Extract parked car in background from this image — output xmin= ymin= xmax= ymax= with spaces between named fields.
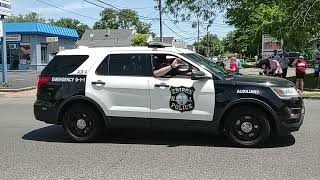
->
xmin=284 ymin=52 xmax=300 ymax=65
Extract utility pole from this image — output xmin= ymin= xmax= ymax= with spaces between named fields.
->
xmin=207 ymin=25 xmax=210 ymax=58
xmin=1 ymin=15 xmax=8 ymax=85
xmin=197 ymin=18 xmax=200 ymax=43
xmin=158 ymin=0 xmax=163 ymax=42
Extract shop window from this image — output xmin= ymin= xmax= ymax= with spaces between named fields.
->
xmin=20 ymin=44 xmax=31 ymax=65
xmin=41 ymin=45 xmax=48 ymax=64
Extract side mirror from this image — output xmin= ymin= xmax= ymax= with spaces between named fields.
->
xmin=191 ymin=71 xmax=210 ymax=80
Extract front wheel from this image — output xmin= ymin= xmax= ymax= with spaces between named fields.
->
xmin=63 ymin=104 xmax=104 ymax=142
xmin=225 ymin=106 xmax=271 ymax=147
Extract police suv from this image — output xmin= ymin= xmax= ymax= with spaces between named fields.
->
xmin=34 ymin=44 xmax=304 ymax=147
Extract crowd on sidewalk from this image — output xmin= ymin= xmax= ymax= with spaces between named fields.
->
xmin=224 ymin=50 xmax=320 ymax=92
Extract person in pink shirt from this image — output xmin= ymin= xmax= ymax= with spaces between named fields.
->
xmin=269 ymin=57 xmax=283 ymax=77
xmin=226 ymin=57 xmax=239 ymax=74
xmin=293 ymin=56 xmax=307 ymax=91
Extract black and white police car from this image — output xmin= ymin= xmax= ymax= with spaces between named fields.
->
xmin=34 ymin=43 xmax=304 ymax=147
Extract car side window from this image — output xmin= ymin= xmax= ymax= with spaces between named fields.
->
xmin=96 ymin=54 xmax=152 ymax=76
xmin=96 ymin=55 xmax=109 ymax=75
xmin=152 ymin=54 xmax=199 ymax=78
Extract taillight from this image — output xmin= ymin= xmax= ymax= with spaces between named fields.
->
xmin=37 ymin=77 xmax=50 ymax=93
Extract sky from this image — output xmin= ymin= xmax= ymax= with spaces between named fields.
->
xmin=11 ymin=0 xmax=234 ymax=43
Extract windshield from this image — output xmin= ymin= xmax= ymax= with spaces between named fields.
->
xmin=180 ymin=53 xmax=234 ymax=78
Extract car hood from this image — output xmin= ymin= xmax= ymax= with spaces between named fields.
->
xmin=231 ymin=75 xmax=295 ymax=87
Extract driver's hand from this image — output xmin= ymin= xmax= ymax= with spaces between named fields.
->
xmin=171 ymin=58 xmax=181 ymax=68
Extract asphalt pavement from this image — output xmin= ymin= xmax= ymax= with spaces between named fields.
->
xmin=0 ymin=91 xmax=320 ymax=179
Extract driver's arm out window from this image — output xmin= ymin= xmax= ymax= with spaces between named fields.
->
xmin=152 ymin=54 xmax=199 ymax=78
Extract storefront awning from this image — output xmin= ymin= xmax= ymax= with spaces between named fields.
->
xmin=5 ymin=23 xmax=79 ymax=39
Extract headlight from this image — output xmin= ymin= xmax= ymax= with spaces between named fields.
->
xmin=271 ymin=87 xmax=300 ymax=98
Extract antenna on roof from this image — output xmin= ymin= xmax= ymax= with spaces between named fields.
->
xmin=147 ymin=41 xmax=172 ymax=48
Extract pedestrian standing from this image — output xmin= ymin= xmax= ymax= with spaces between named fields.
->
xmin=293 ymin=56 xmax=307 ymax=91
xmin=313 ymin=58 xmax=320 ymax=88
xmin=280 ymin=57 xmax=290 ymax=78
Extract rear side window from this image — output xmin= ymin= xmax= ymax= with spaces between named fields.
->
xmin=96 ymin=54 xmax=152 ymax=76
xmin=41 ymin=55 xmax=89 ymax=76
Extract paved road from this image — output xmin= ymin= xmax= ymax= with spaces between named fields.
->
xmin=0 ymin=92 xmax=320 ymax=179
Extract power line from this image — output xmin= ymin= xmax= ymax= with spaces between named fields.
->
xmin=34 ymin=0 xmax=99 ymax=21
xmin=83 ymin=0 xmax=106 ymax=9
xmin=165 ymin=14 xmax=190 ymax=34
xmin=93 ymin=0 xmax=121 ymax=10
xmin=90 ymin=0 xmax=157 ymax=21
xmin=93 ymin=0 xmax=155 ymax=10
xmin=163 ymin=22 xmax=188 ymax=41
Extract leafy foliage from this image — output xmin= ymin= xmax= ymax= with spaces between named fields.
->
xmin=93 ymin=8 xmax=152 ymax=34
xmin=166 ymin=0 xmax=320 ymax=52
xmin=6 ymin=12 xmax=89 ymax=37
xmin=50 ymin=18 xmax=90 ymax=37
xmin=195 ymin=33 xmax=224 ymax=56
xmin=6 ymin=12 xmax=46 ymax=23
xmin=131 ymin=34 xmax=148 ymax=46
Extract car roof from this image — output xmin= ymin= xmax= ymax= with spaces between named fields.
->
xmin=57 ymin=46 xmax=195 ymax=56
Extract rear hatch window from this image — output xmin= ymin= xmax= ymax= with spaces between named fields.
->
xmin=41 ymin=55 xmax=89 ymax=76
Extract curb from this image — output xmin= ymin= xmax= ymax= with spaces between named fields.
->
xmin=304 ymin=88 xmax=320 ymax=92
xmin=0 ymin=86 xmax=36 ymax=92
xmin=302 ymin=96 xmax=320 ymax=100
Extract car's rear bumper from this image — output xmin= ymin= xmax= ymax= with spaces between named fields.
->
xmin=34 ymin=100 xmax=60 ymax=125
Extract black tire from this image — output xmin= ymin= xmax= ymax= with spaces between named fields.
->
xmin=63 ymin=104 xmax=104 ymax=142
xmin=224 ymin=106 xmax=271 ymax=147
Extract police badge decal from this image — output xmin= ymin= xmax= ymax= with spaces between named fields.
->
xmin=169 ymin=86 xmax=195 ymax=112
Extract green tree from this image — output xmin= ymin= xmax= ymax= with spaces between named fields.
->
xmin=51 ymin=18 xmax=90 ymax=37
xmin=94 ymin=8 xmax=152 ymax=34
xmin=118 ymin=9 xmax=139 ymax=29
xmin=166 ymin=0 xmax=320 ymax=52
xmin=135 ymin=22 xmax=152 ymax=34
xmin=6 ymin=12 xmax=46 ymax=23
xmin=223 ymin=29 xmax=261 ymax=56
xmin=195 ymin=33 xmax=224 ymax=56
xmin=131 ymin=34 xmax=148 ymax=46
xmin=93 ymin=8 xmax=119 ymax=29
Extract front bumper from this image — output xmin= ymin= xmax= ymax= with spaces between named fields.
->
xmin=34 ymin=100 xmax=60 ymax=125
xmin=275 ymin=97 xmax=305 ymax=136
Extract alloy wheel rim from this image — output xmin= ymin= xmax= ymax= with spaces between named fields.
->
xmin=68 ymin=112 xmax=93 ymax=137
xmin=233 ymin=115 xmax=261 ymax=141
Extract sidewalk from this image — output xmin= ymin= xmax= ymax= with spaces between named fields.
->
xmin=0 ymin=71 xmax=39 ymax=92
xmin=240 ymin=67 xmax=314 ymax=76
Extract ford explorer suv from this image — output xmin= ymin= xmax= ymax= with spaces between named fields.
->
xmin=34 ymin=44 xmax=304 ymax=147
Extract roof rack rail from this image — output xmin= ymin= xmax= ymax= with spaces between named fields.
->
xmin=147 ymin=41 xmax=172 ymax=48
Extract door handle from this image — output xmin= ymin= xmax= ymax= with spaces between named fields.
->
xmin=155 ymin=84 xmax=170 ymax=88
xmin=91 ymin=81 xmax=106 ymax=85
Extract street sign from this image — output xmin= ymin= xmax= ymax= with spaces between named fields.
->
xmin=0 ymin=0 xmax=11 ymax=16
xmin=46 ymin=37 xmax=59 ymax=43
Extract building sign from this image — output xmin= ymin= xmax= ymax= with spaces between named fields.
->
xmin=6 ymin=34 xmax=21 ymax=41
xmin=46 ymin=37 xmax=59 ymax=43
xmin=262 ymin=34 xmax=283 ymax=59
xmin=0 ymin=0 xmax=11 ymax=16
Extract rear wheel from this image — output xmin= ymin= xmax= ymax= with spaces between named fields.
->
xmin=63 ymin=104 xmax=104 ymax=142
xmin=225 ymin=106 xmax=271 ymax=147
